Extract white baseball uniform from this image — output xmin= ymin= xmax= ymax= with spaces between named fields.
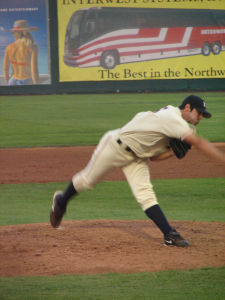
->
xmin=73 ymin=105 xmax=195 ymax=211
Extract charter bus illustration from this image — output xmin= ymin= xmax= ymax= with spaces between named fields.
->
xmin=63 ymin=7 xmax=225 ymax=69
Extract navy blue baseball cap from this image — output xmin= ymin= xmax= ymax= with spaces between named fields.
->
xmin=179 ymin=95 xmax=212 ymax=118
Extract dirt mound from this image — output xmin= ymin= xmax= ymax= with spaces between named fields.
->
xmin=0 ymin=220 xmax=224 ymax=277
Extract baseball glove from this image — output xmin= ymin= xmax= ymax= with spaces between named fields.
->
xmin=169 ymin=138 xmax=191 ymax=159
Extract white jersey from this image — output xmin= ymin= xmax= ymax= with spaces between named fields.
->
xmin=118 ymin=105 xmax=195 ymax=158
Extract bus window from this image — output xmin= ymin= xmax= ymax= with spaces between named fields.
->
xmin=70 ymin=24 xmax=79 ymax=39
xmin=98 ymin=11 xmax=138 ymax=32
xmin=65 ymin=11 xmax=84 ymax=50
xmin=80 ymin=10 xmax=97 ymax=44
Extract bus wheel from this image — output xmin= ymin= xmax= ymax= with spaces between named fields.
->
xmin=100 ymin=51 xmax=119 ymax=69
xmin=212 ymin=42 xmax=221 ymax=55
xmin=201 ymin=42 xmax=211 ymax=56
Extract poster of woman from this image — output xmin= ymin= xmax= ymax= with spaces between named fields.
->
xmin=0 ymin=0 xmax=51 ymax=86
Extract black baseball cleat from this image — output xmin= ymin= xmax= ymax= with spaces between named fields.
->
xmin=164 ymin=229 xmax=189 ymax=247
xmin=50 ymin=191 xmax=66 ymax=228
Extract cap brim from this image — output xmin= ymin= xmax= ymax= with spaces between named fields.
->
xmin=197 ymin=108 xmax=212 ymax=118
xmin=203 ymin=111 xmax=212 ymax=118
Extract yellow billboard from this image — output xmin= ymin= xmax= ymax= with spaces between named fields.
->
xmin=57 ymin=1 xmax=225 ymax=81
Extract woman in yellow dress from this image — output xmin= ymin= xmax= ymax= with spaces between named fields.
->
xmin=4 ymin=20 xmax=39 ymax=85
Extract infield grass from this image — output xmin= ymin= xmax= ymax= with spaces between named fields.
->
xmin=0 ymin=267 xmax=224 ymax=300
xmin=0 ymin=92 xmax=224 ymax=148
xmin=0 ymin=178 xmax=224 ymax=226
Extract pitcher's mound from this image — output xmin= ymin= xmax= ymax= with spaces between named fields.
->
xmin=0 ymin=220 xmax=224 ymax=277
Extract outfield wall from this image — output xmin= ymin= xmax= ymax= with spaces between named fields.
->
xmin=0 ymin=1 xmax=224 ymax=95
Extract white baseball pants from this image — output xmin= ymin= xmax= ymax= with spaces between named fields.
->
xmin=72 ymin=130 xmax=158 ymax=211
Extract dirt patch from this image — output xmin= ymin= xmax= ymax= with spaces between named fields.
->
xmin=0 ymin=220 xmax=224 ymax=277
xmin=0 ymin=145 xmax=224 ymax=277
xmin=0 ymin=144 xmax=224 ymax=184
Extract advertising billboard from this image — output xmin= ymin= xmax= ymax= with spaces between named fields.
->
xmin=0 ymin=0 xmax=51 ymax=86
xmin=57 ymin=1 xmax=225 ymax=82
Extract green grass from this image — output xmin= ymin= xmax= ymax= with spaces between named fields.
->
xmin=0 ymin=92 xmax=224 ymax=148
xmin=0 ymin=178 xmax=224 ymax=226
xmin=0 ymin=267 xmax=224 ymax=300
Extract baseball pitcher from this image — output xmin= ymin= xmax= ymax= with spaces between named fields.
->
xmin=50 ymin=95 xmax=225 ymax=247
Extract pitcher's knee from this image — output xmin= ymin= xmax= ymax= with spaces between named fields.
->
xmin=134 ymin=188 xmax=158 ymax=211
xmin=140 ymin=198 xmax=158 ymax=211
xmin=72 ymin=172 xmax=95 ymax=192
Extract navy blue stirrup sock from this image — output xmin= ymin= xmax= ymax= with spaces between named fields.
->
xmin=145 ymin=204 xmax=172 ymax=235
xmin=60 ymin=181 xmax=77 ymax=207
